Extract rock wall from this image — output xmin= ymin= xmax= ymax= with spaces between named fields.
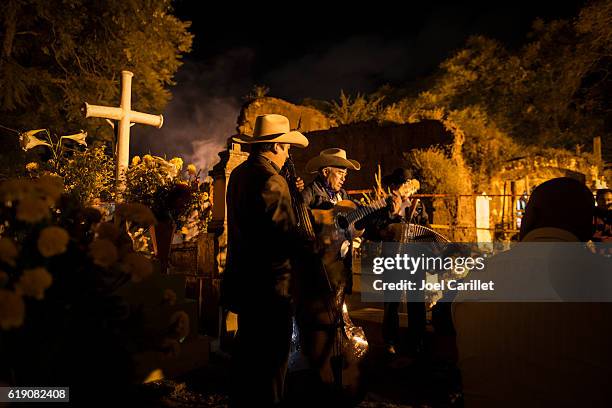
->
xmin=238 ymin=97 xmax=331 ymax=135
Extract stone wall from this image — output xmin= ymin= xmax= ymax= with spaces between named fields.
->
xmin=238 ymin=97 xmax=331 ymax=135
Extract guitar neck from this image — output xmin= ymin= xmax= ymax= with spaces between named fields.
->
xmin=345 ymin=198 xmax=387 ymax=226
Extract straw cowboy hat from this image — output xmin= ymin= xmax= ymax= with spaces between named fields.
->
xmin=305 ymin=148 xmax=361 ymax=174
xmin=233 ymin=114 xmax=308 ymax=148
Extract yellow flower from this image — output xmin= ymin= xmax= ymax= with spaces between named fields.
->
xmin=96 ymin=222 xmax=121 ymax=242
xmin=37 ymin=226 xmax=69 ymax=257
xmin=0 ymin=178 xmax=34 ymax=202
xmin=169 ymin=310 xmax=190 ymax=339
xmin=0 ymin=289 xmax=25 ymax=330
xmin=201 ymin=192 xmax=209 ymax=201
xmin=163 ymin=289 xmax=177 ymax=306
xmin=25 ymin=162 xmax=39 ymax=172
xmin=0 ymin=238 xmax=18 ymax=267
xmin=186 ymin=164 xmax=197 ymax=176
xmin=19 ymin=129 xmax=51 ymax=151
xmin=143 ymin=155 xmax=154 ymax=166
xmin=121 ymin=253 xmax=153 ymax=282
xmin=116 ymin=203 xmax=157 ymax=226
xmin=35 ymin=174 xmax=64 ymax=204
xmin=17 ymin=267 xmax=52 ymax=300
xmin=16 ymin=197 xmax=49 ymax=223
xmin=89 ymin=239 xmax=119 ymax=268
xmin=131 ymin=156 xmax=141 ymax=166
xmin=170 ymin=157 xmax=183 ymax=171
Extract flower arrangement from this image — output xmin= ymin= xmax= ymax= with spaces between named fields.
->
xmin=125 ymin=155 xmax=212 ymax=236
xmin=0 ymin=174 xmax=167 ymax=386
xmin=19 ymin=128 xmax=115 ymax=205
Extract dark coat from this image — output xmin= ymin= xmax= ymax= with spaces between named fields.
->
xmin=302 ymin=175 xmax=350 ymax=209
xmin=301 ymin=175 xmax=354 ymax=295
xmin=221 ymin=154 xmax=297 ymax=314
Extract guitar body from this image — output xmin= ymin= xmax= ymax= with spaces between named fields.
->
xmin=311 ymin=200 xmax=363 ymax=263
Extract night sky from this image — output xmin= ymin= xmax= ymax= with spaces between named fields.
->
xmin=133 ymin=1 xmax=586 ymax=171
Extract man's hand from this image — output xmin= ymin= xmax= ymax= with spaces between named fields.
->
xmin=388 ymin=192 xmax=402 ymax=217
xmin=295 ymin=177 xmax=305 ymax=192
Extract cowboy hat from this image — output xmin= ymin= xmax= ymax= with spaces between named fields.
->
xmin=382 ymin=168 xmax=413 ymax=188
xmin=305 ymin=148 xmax=361 ymax=174
xmin=233 ymin=114 xmax=308 ymax=148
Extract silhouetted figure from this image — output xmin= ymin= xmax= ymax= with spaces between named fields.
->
xmin=453 ymin=177 xmax=612 ymax=408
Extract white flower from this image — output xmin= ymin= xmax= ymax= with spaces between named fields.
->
xmin=60 ymin=130 xmax=87 ymax=146
xmin=19 ymin=129 xmax=51 ymax=151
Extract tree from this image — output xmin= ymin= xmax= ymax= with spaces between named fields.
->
xmin=0 ymin=0 xmax=193 ymax=142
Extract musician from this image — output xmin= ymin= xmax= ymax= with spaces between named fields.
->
xmin=221 ymin=114 xmax=309 ymax=407
xmin=361 ymin=168 xmax=430 ymax=356
xmin=296 ymin=148 xmax=364 ymax=400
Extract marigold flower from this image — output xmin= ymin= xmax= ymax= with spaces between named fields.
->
xmin=169 ymin=310 xmax=190 ymax=339
xmin=17 ymin=267 xmax=52 ymax=300
xmin=121 ymin=253 xmax=153 ymax=282
xmin=170 ymin=157 xmax=183 ymax=171
xmin=96 ymin=222 xmax=121 ymax=242
xmin=0 ymin=238 xmax=18 ymax=267
xmin=186 ymin=164 xmax=197 ymax=176
xmin=143 ymin=154 xmax=154 ymax=166
xmin=131 ymin=156 xmax=141 ymax=166
xmin=16 ymin=197 xmax=49 ymax=223
xmin=36 ymin=175 xmax=64 ymax=204
xmin=0 ymin=178 xmax=34 ymax=202
xmin=0 ymin=289 xmax=25 ymax=330
xmin=89 ymin=239 xmax=119 ymax=268
xmin=163 ymin=289 xmax=177 ymax=306
xmin=115 ymin=203 xmax=157 ymax=226
xmin=25 ymin=162 xmax=39 ymax=172
xmin=37 ymin=226 xmax=70 ymax=257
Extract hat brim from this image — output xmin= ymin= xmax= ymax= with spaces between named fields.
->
xmin=232 ymin=131 xmax=309 ymax=148
xmin=305 ymin=156 xmax=361 ymax=174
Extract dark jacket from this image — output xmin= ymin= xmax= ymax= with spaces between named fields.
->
xmin=301 ymin=175 xmax=354 ymax=294
xmin=302 ymin=175 xmax=350 ymax=209
xmin=221 ymin=154 xmax=297 ymax=313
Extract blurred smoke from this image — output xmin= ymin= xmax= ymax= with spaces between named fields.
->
xmin=132 ymin=48 xmax=254 ymax=173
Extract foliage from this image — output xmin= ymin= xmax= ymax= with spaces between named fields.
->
xmin=406 ymin=146 xmax=471 ymax=221
xmin=125 ymin=156 xmax=211 ymax=234
xmin=406 ymin=147 xmax=471 ymax=196
xmin=328 ymin=90 xmax=385 ymax=125
xmin=243 ymin=84 xmax=270 ymax=102
xmin=0 ymin=0 xmax=193 ymax=142
xmin=18 ymin=129 xmax=115 ymax=205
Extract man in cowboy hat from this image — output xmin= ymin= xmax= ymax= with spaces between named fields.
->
xmin=296 ymin=148 xmax=367 ymax=399
xmin=302 ymin=148 xmax=361 ymax=209
xmin=222 ymin=114 xmax=309 ymax=406
xmin=361 ymin=168 xmax=430 ymax=356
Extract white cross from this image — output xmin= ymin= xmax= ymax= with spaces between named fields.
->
xmin=83 ymin=70 xmax=164 ymax=199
